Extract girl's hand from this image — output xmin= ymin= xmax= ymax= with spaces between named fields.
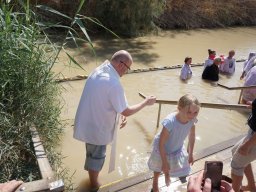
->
xmin=119 ymin=115 xmax=127 ymax=129
xmin=189 ymin=154 xmax=194 ymax=165
xmin=162 ymin=161 xmax=170 ymax=175
xmin=162 ymin=161 xmax=170 ymax=186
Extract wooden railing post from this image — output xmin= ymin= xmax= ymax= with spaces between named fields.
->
xmin=157 ymin=103 xmax=162 ymax=128
xmin=238 ymin=89 xmax=244 ymax=104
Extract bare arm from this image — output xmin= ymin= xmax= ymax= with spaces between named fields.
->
xmin=240 ymin=71 xmax=246 ymax=80
xmin=159 ymin=127 xmax=171 ymax=186
xmin=239 ymin=132 xmax=256 ymax=155
xmin=121 ymin=95 xmax=156 ymax=116
xmin=187 ymin=125 xmax=196 ymax=164
xmin=159 ymin=127 xmax=170 ymax=170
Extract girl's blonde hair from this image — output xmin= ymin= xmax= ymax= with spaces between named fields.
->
xmin=178 ymin=94 xmax=200 ymax=109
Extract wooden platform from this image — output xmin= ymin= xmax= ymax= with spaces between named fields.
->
xmin=97 ymin=134 xmax=254 ymax=192
xmin=15 ymin=128 xmax=64 ymax=192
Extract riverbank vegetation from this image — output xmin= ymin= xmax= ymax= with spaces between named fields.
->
xmin=155 ymin=0 xmax=256 ymax=29
xmin=0 ymin=1 xmax=63 ymax=183
xmin=32 ymin=0 xmax=256 ymax=37
xmin=0 ymin=0 xmax=91 ymax=189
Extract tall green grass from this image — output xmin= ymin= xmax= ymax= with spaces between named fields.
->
xmin=0 ymin=0 xmax=63 ymax=182
xmin=0 ymin=0 xmax=98 ymax=189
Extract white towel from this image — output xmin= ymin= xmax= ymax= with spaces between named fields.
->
xmin=108 ymin=114 xmax=119 ymax=173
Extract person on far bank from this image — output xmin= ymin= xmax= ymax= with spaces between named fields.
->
xmin=219 ymin=50 xmax=236 ymax=75
xmin=73 ymin=50 xmax=156 ymax=191
xmin=231 ymin=98 xmax=256 ymax=192
xmin=202 ymin=57 xmax=222 ymax=82
xmin=204 ymin=49 xmax=216 ymax=68
xmin=148 ymin=94 xmax=200 ymax=192
xmin=180 ymin=57 xmax=193 ymax=81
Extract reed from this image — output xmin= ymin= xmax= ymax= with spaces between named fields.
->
xmin=0 ymin=0 xmax=94 ymax=190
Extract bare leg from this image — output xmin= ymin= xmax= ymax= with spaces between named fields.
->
xmin=88 ymin=169 xmax=101 ymax=190
xmin=231 ymin=172 xmax=243 ymax=192
xmin=241 ymin=163 xmax=256 ymax=191
xmin=152 ymin=172 xmax=161 ymax=192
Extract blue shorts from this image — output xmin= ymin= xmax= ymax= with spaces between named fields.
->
xmin=84 ymin=143 xmax=106 ymax=172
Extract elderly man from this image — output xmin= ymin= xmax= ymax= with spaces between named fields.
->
xmin=74 ymin=50 xmax=156 ymax=190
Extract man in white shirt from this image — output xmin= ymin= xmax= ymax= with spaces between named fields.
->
xmin=74 ymin=50 xmax=156 ymax=190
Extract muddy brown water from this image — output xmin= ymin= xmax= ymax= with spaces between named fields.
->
xmin=53 ymin=27 xmax=256 ymax=188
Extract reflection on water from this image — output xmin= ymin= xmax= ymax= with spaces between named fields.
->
xmin=56 ymin=27 xmax=256 ymax=187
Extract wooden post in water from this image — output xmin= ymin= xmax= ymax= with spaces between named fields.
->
xmin=217 ymin=83 xmax=256 ymax=104
xmin=156 ymin=103 xmax=162 ymax=128
xmin=238 ymin=89 xmax=244 ymax=104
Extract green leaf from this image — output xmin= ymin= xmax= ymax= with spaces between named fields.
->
xmin=73 ymin=17 xmax=95 ymax=56
xmin=76 ymin=0 xmax=85 ymax=15
xmin=36 ymin=5 xmax=72 ymax=21
xmin=62 ymin=47 xmax=85 ymax=71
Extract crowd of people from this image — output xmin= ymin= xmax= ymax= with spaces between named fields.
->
xmin=180 ymin=49 xmax=256 ymax=104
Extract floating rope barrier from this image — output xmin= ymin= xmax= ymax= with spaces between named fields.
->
xmin=56 ymin=59 xmax=246 ymax=83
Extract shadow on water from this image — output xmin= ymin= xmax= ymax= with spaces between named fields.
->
xmin=133 ymin=119 xmax=157 ymax=145
xmin=78 ymin=38 xmax=160 ymax=66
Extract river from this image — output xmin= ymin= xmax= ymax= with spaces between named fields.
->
xmin=53 ymin=27 xmax=256 ymax=189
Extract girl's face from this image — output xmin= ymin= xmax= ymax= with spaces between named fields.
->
xmin=179 ymin=104 xmax=200 ymax=121
xmin=186 ymin=58 xmax=192 ymax=65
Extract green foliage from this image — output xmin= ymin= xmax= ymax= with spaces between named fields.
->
xmin=84 ymin=0 xmax=165 ymax=37
xmin=0 ymin=0 xmax=117 ymax=188
xmin=0 ymin=1 xmax=63 ymax=182
xmin=156 ymin=0 xmax=256 ymax=29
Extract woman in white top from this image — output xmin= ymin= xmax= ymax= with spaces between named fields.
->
xmin=242 ymin=65 xmax=256 ymax=103
xmin=180 ymin=57 xmax=192 ymax=80
xmin=204 ymin=49 xmax=216 ymax=68
xmin=219 ymin=50 xmax=236 ymax=74
xmin=240 ymin=52 xmax=256 ymax=80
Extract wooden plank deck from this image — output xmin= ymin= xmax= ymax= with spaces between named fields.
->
xmin=98 ymin=134 xmax=252 ymax=192
xmin=15 ymin=128 xmax=64 ymax=192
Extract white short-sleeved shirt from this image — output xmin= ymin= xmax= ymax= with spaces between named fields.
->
xmin=243 ymin=66 xmax=256 ymax=101
xmin=219 ymin=57 xmax=236 ymax=74
xmin=244 ymin=56 xmax=256 ymax=74
xmin=73 ymin=61 xmax=128 ymax=145
xmin=180 ymin=64 xmax=192 ymax=80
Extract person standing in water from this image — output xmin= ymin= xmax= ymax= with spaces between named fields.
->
xmin=180 ymin=57 xmax=193 ymax=81
xmin=219 ymin=50 xmax=236 ymax=75
xmin=148 ymin=94 xmax=200 ymax=192
xmin=74 ymin=50 xmax=156 ymax=191
xmin=202 ymin=57 xmax=222 ymax=82
xmin=204 ymin=49 xmax=216 ymax=68
xmin=240 ymin=52 xmax=256 ymax=80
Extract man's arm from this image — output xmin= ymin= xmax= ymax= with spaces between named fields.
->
xmin=121 ymin=95 xmax=156 ymax=116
